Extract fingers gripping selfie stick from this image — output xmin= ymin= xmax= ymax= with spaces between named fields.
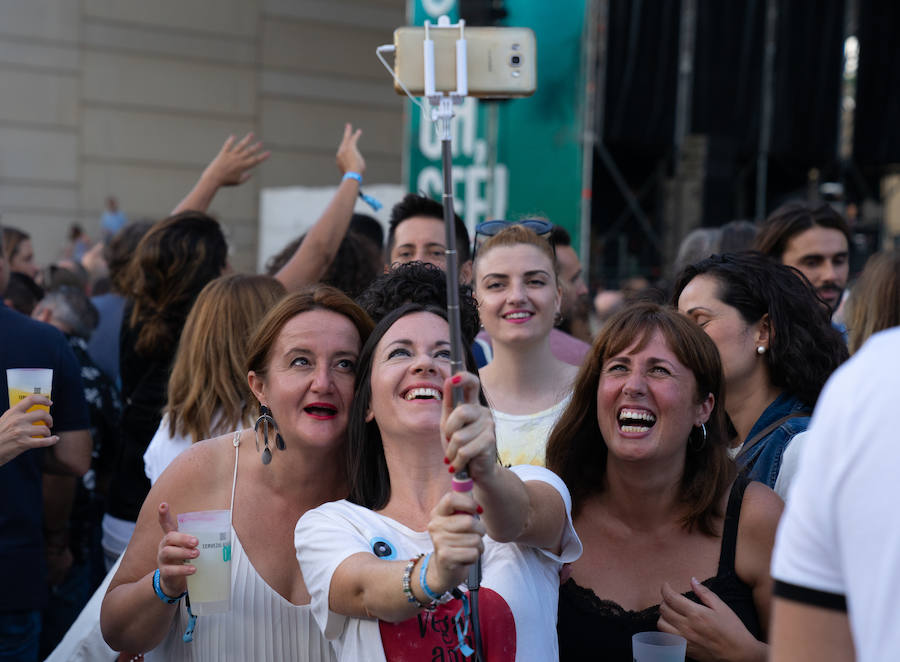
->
xmin=424 ymin=16 xmax=484 ymax=661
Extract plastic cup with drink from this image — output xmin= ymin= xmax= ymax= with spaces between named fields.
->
xmin=632 ymin=631 xmax=687 ymax=662
xmin=177 ymin=509 xmax=232 ymax=615
xmin=7 ymin=368 xmax=52 ymax=437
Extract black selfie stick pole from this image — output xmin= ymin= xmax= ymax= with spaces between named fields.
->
xmin=426 ymin=16 xmax=484 ymax=661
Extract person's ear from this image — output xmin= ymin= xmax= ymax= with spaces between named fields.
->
xmin=459 ymin=260 xmax=473 ymax=286
xmin=247 ymin=371 xmax=266 ymax=408
xmin=696 ymin=392 xmax=714 ymax=425
xmin=754 ymin=313 xmax=773 ymax=351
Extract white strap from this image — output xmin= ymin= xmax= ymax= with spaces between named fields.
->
xmin=229 ymin=429 xmax=241 ymax=527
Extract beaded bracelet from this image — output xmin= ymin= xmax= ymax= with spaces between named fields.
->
xmin=152 ymin=568 xmax=186 ymax=605
xmin=402 ymin=553 xmax=437 ymax=611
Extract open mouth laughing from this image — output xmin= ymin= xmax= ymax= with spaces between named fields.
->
xmin=401 ymin=385 xmax=443 ymax=402
xmin=617 ymin=407 xmax=657 ymax=434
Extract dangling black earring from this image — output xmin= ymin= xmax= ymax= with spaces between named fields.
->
xmin=254 ymin=405 xmax=279 ymax=465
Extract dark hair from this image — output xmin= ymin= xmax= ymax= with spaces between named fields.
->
xmin=545 ymin=302 xmax=733 ymax=534
xmin=4 ymin=271 xmax=44 ymax=316
xmin=265 ymin=230 xmax=381 ymax=299
xmin=347 ymin=302 xmax=484 ymax=510
xmin=387 ymin=193 xmax=471 ymax=263
xmin=106 ymin=220 xmax=153 ymax=294
xmin=672 ymin=252 xmax=847 ymax=407
xmin=754 ymin=201 xmax=851 ymax=260
xmin=34 ymin=286 xmax=99 ymax=339
xmin=350 ymin=213 xmax=384 ymax=250
xmin=355 ymin=261 xmax=480 ymax=345
xmin=41 ymin=261 xmax=89 ymax=293
xmin=549 ymin=225 xmax=572 ymax=247
xmin=127 ymin=212 xmax=228 ymax=356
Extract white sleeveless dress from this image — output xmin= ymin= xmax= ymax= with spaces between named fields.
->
xmin=149 ymin=431 xmax=336 ymax=662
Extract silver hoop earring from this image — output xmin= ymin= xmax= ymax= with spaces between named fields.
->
xmin=756 ymin=345 xmax=766 ymax=355
xmin=690 ymin=422 xmax=708 ymax=452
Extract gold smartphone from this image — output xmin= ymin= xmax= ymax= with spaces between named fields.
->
xmin=393 ymin=26 xmax=536 ymax=98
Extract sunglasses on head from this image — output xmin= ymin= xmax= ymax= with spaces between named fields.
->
xmin=473 ymin=219 xmax=554 ymax=258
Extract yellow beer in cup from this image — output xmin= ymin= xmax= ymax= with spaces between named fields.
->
xmin=7 ymin=369 xmax=53 ymax=436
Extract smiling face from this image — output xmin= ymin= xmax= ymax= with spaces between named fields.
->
xmin=248 ymin=308 xmax=361 ymax=449
xmin=474 ymin=243 xmax=561 ymax=346
xmin=367 ymin=311 xmax=451 ymax=440
xmin=676 ymin=274 xmax=766 ymax=392
xmin=597 ymin=330 xmax=713 ymax=464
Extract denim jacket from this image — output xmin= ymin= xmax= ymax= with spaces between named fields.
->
xmin=736 ymin=393 xmax=811 ymax=489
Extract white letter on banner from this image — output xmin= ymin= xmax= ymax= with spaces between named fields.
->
xmin=417 ymin=167 xmax=443 ymax=200
xmin=423 ymin=0 xmax=456 ymax=18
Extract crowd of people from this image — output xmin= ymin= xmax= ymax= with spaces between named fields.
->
xmin=1 ymin=123 xmax=898 ymax=662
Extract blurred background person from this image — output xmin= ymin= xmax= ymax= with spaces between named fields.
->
xmin=716 ymin=220 xmax=758 ymax=255
xmin=100 ymin=197 xmax=127 ymax=244
xmin=143 ymin=274 xmax=286 ymax=483
xmin=86 ymin=221 xmax=154 ymax=387
xmin=32 ymin=286 xmax=121 ymax=657
xmin=3 ymin=271 xmax=44 ymax=316
xmin=2 ymin=226 xmax=39 ymax=280
xmin=845 ymin=249 xmax=900 ymax=354
xmin=472 ymin=224 xmax=578 ymax=466
xmin=550 ymin=226 xmax=592 ymax=344
xmin=674 ymin=252 xmax=847 ymax=497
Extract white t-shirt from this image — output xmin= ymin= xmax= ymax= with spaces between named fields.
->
xmin=493 ymin=393 xmax=572 ymax=467
xmin=772 ymin=328 xmax=900 ymax=662
xmin=295 ymin=465 xmax=582 ymax=662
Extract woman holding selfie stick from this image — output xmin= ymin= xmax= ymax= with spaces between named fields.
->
xmin=101 ymin=286 xmax=372 ymax=660
xmin=295 ymin=302 xmax=580 ymax=662
xmin=472 ymin=223 xmax=578 ymax=466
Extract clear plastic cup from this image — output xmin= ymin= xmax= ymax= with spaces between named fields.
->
xmin=7 ymin=369 xmax=52 ymax=437
xmin=177 ymin=510 xmax=232 ymax=614
xmin=632 ymin=631 xmax=687 ymax=662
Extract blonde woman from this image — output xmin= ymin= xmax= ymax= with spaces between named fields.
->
xmin=143 ymin=274 xmax=286 ymax=484
xmin=472 ymin=223 xmax=578 ymax=466
xmin=846 ymin=249 xmax=900 ymax=354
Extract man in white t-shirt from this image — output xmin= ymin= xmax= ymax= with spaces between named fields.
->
xmin=770 ymin=327 xmax=900 ymax=662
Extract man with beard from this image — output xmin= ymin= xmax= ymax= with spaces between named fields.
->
xmin=754 ymin=201 xmax=851 ymax=316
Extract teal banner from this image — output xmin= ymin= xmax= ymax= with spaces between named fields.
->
xmin=404 ymin=0 xmax=587 ymax=252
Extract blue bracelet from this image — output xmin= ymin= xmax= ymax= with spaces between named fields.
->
xmin=341 ymin=172 xmax=383 ymax=212
xmin=419 ymin=552 xmax=445 ymax=603
xmin=152 ymin=568 xmax=186 ymax=605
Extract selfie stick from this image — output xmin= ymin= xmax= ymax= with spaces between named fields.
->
xmin=424 ymin=17 xmax=484 ymax=662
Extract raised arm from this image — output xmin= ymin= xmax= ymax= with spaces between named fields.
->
xmin=171 ymin=133 xmax=270 ymax=215
xmin=273 ymin=123 xmax=366 ymax=291
xmin=441 ymin=372 xmax=568 ymax=553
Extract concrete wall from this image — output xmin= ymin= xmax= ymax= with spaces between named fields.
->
xmin=0 ymin=0 xmax=405 ymax=272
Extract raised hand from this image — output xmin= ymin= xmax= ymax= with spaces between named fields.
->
xmin=336 ymin=123 xmax=365 ymax=176
xmin=0 ymin=395 xmax=57 ymax=466
xmin=155 ymin=502 xmax=199 ymax=599
xmin=440 ymin=372 xmax=498 ymax=486
xmin=201 ymin=132 xmax=270 ymax=188
xmin=658 ymin=578 xmax=766 ymax=662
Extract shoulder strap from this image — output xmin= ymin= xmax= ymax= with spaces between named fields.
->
xmin=716 ymin=475 xmax=750 ymax=576
xmin=229 ymin=430 xmax=241 ymax=526
xmin=736 ymin=410 xmax=810 ymax=461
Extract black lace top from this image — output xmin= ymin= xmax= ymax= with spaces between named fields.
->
xmin=558 ymin=477 xmax=762 ymax=661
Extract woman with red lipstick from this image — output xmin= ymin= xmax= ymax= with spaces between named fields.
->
xmin=101 ymin=285 xmax=373 ymax=661
xmin=295 ymin=302 xmax=581 ymax=662
xmin=547 ymin=302 xmax=782 ymax=662
xmin=472 ymin=224 xmax=578 ymax=467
